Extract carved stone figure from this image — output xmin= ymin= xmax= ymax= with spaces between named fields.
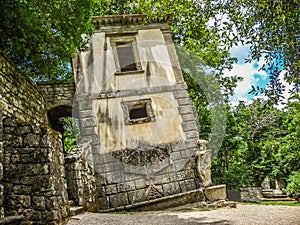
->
xmin=196 ymin=139 xmax=212 ymax=187
xmin=275 ymin=177 xmax=285 ymax=191
xmin=261 ymin=176 xmax=271 ymax=190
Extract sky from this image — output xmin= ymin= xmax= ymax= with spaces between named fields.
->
xmin=223 ymin=43 xmax=292 ymax=107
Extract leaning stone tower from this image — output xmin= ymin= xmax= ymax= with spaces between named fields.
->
xmin=73 ymin=14 xmax=207 ymax=210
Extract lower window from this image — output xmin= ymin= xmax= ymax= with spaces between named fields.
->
xmin=122 ymin=99 xmax=155 ymax=125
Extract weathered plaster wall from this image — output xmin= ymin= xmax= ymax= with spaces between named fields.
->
xmin=93 ymin=92 xmax=184 ymax=152
xmin=74 ymin=15 xmax=201 ymax=210
xmin=74 ymin=29 xmax=178 ymax=95
xmin=0 ymin=53 xmax=47 ymax=123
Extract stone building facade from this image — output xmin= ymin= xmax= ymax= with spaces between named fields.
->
xmin=72 ymin=14 xmax=202 ymax=210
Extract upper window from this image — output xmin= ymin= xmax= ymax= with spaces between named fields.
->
xmin=110 ymin=36 xmax=143 ymax=75
xmin=116 ymin=42 xmax=137 ymax=72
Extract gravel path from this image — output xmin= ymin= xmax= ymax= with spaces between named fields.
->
xmin=67 ymin=204 xmax=300 ymax=225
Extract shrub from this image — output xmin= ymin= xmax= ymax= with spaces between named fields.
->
xmin=286 ymin=171 xmax=300 ymax=202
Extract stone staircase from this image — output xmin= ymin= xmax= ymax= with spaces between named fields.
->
xmin=260 ymin=176 xmax=294 ymax=202
xmin=261 ymin=189 xmax=294 ymax=202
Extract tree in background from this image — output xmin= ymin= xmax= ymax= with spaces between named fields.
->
xmin=212 ymin=95 xmax=300 ymax=190
xmin=0 ymin=0 xmax=94 ymax=81
xmin=204 ymin=0 xmax=300 ymax=101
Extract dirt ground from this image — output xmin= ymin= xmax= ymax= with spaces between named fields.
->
xmin=67 ymin=204 xmax=300 ymax=225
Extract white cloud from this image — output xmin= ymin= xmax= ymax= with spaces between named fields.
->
xmin=224 ymin=61 xmax=268 ymax=103
xmin=223 ymin=44 xmax=268 ymax=105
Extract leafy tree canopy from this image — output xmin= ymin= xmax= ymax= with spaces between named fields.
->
xmin=1 ymin=0 xmax=238 ymax=85
xmin=0 ymin=0 xmax=94 ymax=81
xmin=204 ymin=0 xmax=300 ymax=100
xmin=93 ymin=0 xmax=237 ymax=76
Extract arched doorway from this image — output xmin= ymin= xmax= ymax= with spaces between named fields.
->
xmin=47 ymin=105 xmax=79 ymax=153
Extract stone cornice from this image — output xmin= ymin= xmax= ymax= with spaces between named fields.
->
xmin=92 ymin=14 xmax=173 ymax=30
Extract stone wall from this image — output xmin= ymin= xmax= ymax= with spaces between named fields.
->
xmin=2 ymin=118 xmax=69 ymax=224
xmin=65 ymin=140 xmax=96 ymax=211
xmin=0 ymin=103 xmax=5 ymax=219
xmin=0 ymin=52 xmax=47 ymax=123
xmin=37 ymin=82 xmax=75 ymax=111
xmin=240 ymin=187 xmax=263 ymax=203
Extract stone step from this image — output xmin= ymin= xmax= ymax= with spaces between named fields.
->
xmin=70 ymin=206 xmax=84 ymax=217
xmin=100 ymin=188 xmax=206 ymax=213
xmin=99 ymin=185 xmax=227 ymax=213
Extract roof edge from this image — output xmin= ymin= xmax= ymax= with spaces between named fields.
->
xmin=92 ymin=13 xmax=173 ymax=28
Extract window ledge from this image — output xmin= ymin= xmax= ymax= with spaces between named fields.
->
xmin=115 ymin=70 xmax=144 ymax=76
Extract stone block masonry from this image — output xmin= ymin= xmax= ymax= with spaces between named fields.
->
xmin=65 ymin=140 xmax=96 ymax=211
xmin=0 ymin=52 xmax=47 ymax=123
xmin=0 ymin=103 xmax=5 ymax=219
xmin=2 ymin=118 xmax=69 ymax=224
xmin=37 ymin=82 xmax=76 ymax=111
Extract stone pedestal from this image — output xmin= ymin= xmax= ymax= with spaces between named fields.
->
xmin=204 ymin=184 xmax=227 ymax=202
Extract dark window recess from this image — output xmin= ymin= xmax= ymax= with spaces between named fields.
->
xmin=117 ymin=42 xmax=137 ymax=72
xmin=129 ymin=105 xmax=148 ymax=119
xmin=122 ymin=99 xmax=155 ymax=125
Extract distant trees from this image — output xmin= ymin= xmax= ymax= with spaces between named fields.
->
xmin=212 ymin=95 xmax=300 ymax=191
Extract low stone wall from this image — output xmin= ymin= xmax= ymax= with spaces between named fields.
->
xmin=2 ymin=118 xmax=69 ymax=224
xmin=0 ymin=52 xmax=47 ymax=123
xmin=240 ymin=187 xmax=263 ymax=203
xmin=65 ymin=139 xmax=96 ymax=211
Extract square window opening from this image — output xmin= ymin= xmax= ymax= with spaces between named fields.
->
xmin=122 ymin=99 xmax=155 ymax=125
xmin=129 ymin=103 xmax=148 ymax=120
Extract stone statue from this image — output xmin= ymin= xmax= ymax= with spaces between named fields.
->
xmin=275 ymin=177 xmax=285 ymax=191
xmin=261 ymin=176 xmax=271 ymax=190
xmin=196 ymin=139 xmax=212 ymax=187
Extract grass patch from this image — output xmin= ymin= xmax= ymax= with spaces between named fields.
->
xmin=260 ymin=201 xmax=300 ymax=207
xmin=238 ymin=201 xmax=300 ymax=207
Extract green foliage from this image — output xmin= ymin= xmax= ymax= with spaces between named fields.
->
xmin=204 ymin=0 xmax=300 ymax=99
xmin=93 ymin=0 xmax=237 ymax=74
xmin=59 ymin=117 xmax=80 ymax=153
xmin=286 ymin=171 xmax=300 ymax=200
xmin=1 ymin=0 xmax=95 ymax=81
xmin=212 ymin=93 xmax=300 ymax=191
